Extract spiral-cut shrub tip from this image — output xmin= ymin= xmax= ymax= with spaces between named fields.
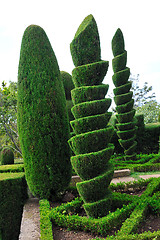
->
xmin=112 ymin=28 xmax=137 ymax=160
xmin=69 ymin=15 xmax=114 ymax=218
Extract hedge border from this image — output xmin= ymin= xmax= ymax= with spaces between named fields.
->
xmin=39 ymin=177 xmax=160 ymax=239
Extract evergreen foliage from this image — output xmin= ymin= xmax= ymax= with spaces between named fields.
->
xmin=70 ymin=14 xmax=101 ymax=67
xmin=69 ymin=14 xmax=114 ymax=218
xmin=112 ymin=29 xmax=137 ymax=160
xmin=1 ymin=147 xmax=14 ymax=165
xmin=0 ymin=172 xmax=27 ymax=240
xmin=61 ymin=71 xmax=74 ymax=100
xmin=61 ymin=71 xmax=75 ymax=129
xmin=17 ymin=25 xmax=71 ymax=200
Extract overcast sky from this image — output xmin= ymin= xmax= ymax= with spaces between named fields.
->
xmin=0 ymin=0 xmax=160 ymax=101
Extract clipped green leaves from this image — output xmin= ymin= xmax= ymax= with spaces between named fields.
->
xmin=112 ymin=28 xmax=125 ymax=57
xmin=17 ymin=25 xmax=71 ymax=200
xmin=70 ymin=14 xmax=101 ymax=67
xmin=112 ymin=28 xmax=137 ymax=160
xmin=69 ymin=15 xmax=114 ymax=218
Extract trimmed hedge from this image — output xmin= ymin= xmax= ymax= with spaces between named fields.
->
xmin=69 ymin=14 xmax=114 ymax=218
xmin=39 ymin=177 xmax=160 ymax=239
xmin=0 ymin=172 xmax=28 ymax=240
xmin=71 ymin=84 xmax=109 ymax=105
xmin=39 ymin=199 xmax=53 ymax=240
xmin=112 ymin=29 xmax=137 ymax=160
xmin=17 ymin=25 xmax=71 ymax=200
xmin=0 ymin=164 xmax=24 ymax=173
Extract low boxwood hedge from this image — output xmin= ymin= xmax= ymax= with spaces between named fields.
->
xmin=39 ymin=177 xmax=160 ymax=239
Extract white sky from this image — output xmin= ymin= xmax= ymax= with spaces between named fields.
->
xmin=0 ymin=0 xmax=160 ymax=102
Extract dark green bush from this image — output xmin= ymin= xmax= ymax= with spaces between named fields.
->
xmin=17 ymin=25 xmax=71 ymax=200
xmin=0 ymin=172 xmax=28 ymax=240
xmin=1 ymin=147 xmax=14 ymax=165
xmin=61 ymin=71 xmax=74 ymax=100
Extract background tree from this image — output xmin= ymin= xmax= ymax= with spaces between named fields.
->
xmin=136 ymin=100 xmax=160 ymax=124
xmin=0 ymin=81 xmax=21 ymax=155
xmin=129 ymin=73 xmax=156 ymax=108
xmin=112 ymin=28 xmax=137 ymax=160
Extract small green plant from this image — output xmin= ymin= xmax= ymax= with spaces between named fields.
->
xmin=1 ymin=147 xmax=14 ymax=165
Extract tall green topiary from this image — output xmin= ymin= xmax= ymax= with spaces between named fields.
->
xmin=1 ymin=147 xmax=14 ymax=165
xmin=69 ymin=15 xmax=114 ymax=218
xmin=112 ymin=28 xmax=137 ymax=160
xmin=61 ymin=71 xmax=75 ymax=126
xmin=17 ymin=25 xmax=72 ymax=200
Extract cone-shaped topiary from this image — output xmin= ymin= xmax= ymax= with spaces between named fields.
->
xmin=61 ymin=71 xmax=75 ymax=127
xmin=1 ymin=147 xmax=14 ymax=165
xmin=112 ymin=28 xmax=137 ymax=160
xmin=61 ymin=71 xmax=75 ymax=100
xmin=69 ymin=15 xmax=114 ymax=218
xmin=17 ymin=25 xmax=72 ymax=200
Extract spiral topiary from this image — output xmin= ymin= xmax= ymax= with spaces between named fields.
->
xmin=17 ymin=25 xmax=71 ymax=200
xmin=1 ymin=147 xmax=14 ymax=165
xmin=112 ymin=28 xmax=137 ymax=160
xmin=68 ymin=14 xmax=114 ymax=218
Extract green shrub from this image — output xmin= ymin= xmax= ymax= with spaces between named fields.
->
xmin=17 ymin=25 xmax=71 ymax=200
xmin=61 ymin=71 xmax=74 ymax=100
xmin=49 ymin=178 xmax=160 ymax=239
xmin=112 ymin=29 xmax=137 ymax=160
xmin=61 ymin=71 xmax=75 ymax=131
xmin=0 ymin=173 xmax=28 ymax=240
xmin=1 ymin=147 xmax=14 ymax=165
xmin=39 ymin=199 xmax=53 ymax=240
xmin=69 ymin=14 xmax=114 ymax=218
xmin=0 ymin=164 xmax=24 ymax=173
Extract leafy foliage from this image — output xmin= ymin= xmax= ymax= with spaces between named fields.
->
xmin=129 ymin=74 xmax=156 ymax=108
xmin=136 ymin=100 xmax=160 ymax=124
xmin=18 ymin=25 xmax=71 ymax=200
xmin=0 ymin=81 xmax=21 ymax=155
